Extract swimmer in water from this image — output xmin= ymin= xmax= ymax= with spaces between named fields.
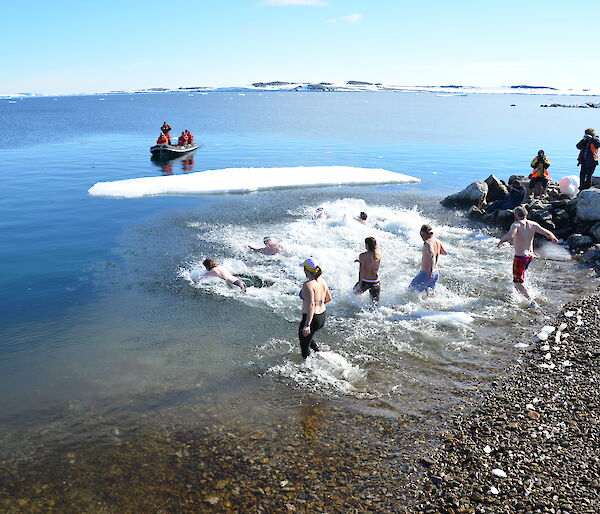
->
xmin=316 ymin=207 xmax=327 ymax=219
xmin=358 ymin=211 xmax=368 ymax=225
xmin=408 ymin=224 xmax=447 ymax=295
xmin=196 ymin=258 xmax=247 ymax=292
xmin=298 ymin=258 xmax=332 ymax=359
xmin=353 ymin=237 xmax=381 ymax=303
xmin=497 ymin=206 xmax=558 ymax=308
xmin=248 ymin=237 xmax=285 ymax=255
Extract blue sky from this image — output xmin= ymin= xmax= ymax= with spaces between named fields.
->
xmin=1 ymin=0 xmax=597 ymax=94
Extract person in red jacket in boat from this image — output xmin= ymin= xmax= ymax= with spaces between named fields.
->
xmin=156 ymin=133 xmax=169 ymax=145
xmin=177 ymin=131 xmax=188 ymax=146
xmin=160 ymin=122 xmax=172 ymax=144
xmin=184 ymin=130 xmax=194 ymax=145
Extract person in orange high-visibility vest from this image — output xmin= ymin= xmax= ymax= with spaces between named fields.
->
xmin=156 ymin=133 xmax=169 ymax=145
xmin=177 ymin=132 xmax=188 ymax=146
xmin=185 ymin=130 xmax=194 ymax=145
xmin=528 ymin=150 xmax=551 ymax=198
xmin=160 ymin=122 xmax=172 ymax=144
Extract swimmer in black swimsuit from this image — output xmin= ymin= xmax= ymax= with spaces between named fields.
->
xmin=353 ymin=237 xmax=381 ymax=303
xmin=298 ymin=258 xmax=332 ymax=359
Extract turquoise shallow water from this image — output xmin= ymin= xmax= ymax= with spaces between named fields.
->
xmin=0 ymin=91 xmax=598 ymax=456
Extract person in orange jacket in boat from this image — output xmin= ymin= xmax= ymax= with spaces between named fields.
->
xmin=160 ymin=122 xmax=172 ymax=144
xmin=177 ymin=131 xmax=188 ymax=146
xmin=156 ymin=133 xmax=169 ymax=145
xmin=184 ymin=130 xmax=194 ymax=145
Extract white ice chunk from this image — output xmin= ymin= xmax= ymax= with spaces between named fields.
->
xmin=489 ymin=486 xmax=499 ymax=495
xmin=514 ymin=343 xmax=529 ymax=348
xmin=536 ymin=332 xmax=549 ymax=341
xmin=564 ymin=311 xmax=575 ymax=317
xmin=540 ymin=325 xmax=555 ymax=335
xmin=483 ymin=445 xmax=492 ymax=454
xmin=558 ymin=323 xmax=567 ymax=331
xmin=88 ymin=166 xmax=420 ymax=198
xmin=492 ymin=469 xmax=507 ymax=478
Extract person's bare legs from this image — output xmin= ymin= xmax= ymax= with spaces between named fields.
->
xmin=514 ymin=282 xmax=532 ymax=301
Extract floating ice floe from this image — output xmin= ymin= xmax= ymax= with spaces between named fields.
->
xmin=489 ymin=486 xmax=499 ymax=495
xmin=88 ymin=166 xmax=420 ymax=198
xmin=483 ymin=445 xmax=492 ymax=454
xmin=558 ymin=323 xmax=567 ymax=331
xmin=492 ymin=469 xmax=507 ymax=478
xmin=514 ymin=342 xmax=529 ymax=348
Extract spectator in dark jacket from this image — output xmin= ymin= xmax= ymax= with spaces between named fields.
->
xmin=577 ymin=128 xmax=600 ymax=191
xmin=486 ymin=180 xmax=526 ymax=213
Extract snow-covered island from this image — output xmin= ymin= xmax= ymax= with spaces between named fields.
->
xmin=3 ymin=81 xmax=600 ymax=99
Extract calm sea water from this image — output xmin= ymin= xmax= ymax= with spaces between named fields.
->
xmin=0 ymin=91 xmax=597 ymax=458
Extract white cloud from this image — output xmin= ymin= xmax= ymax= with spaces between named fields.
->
xmin=261 ymin=0 xmax=327 ymax=6
xmin=328 ymin=13 xmax=363 ymax=24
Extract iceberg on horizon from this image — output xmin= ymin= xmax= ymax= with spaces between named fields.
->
xmin=88 ymin=166 xmax=420 ymax=198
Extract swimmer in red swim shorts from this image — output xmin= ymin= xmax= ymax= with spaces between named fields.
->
xmin=497 ymin=206 xmax=558 ymax=308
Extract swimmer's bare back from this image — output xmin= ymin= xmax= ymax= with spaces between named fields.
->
xmin=301 ymin=278 xmax=332 ymax=315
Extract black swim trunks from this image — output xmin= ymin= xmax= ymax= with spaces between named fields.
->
xmin=354 ymin=280 xmax=380 ymax=302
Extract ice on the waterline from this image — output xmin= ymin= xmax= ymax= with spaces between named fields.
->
xmin=88 ymin=166 xmax=420 ymax=198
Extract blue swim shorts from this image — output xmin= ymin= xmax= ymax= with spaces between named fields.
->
xmin=409 ymin=270 xmax=439 ymax=292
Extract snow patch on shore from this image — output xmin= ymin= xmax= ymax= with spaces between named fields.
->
xmin=88 ymin=166 xmax=420 ymax=198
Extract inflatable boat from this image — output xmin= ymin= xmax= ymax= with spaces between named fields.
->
xmin=150 ymin=143 xmax=198 ymax=160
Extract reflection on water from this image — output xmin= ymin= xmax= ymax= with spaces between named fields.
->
xmin=151 ymin=151 xmax=197 ymax=175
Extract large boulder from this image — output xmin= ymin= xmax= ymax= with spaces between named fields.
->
xmin=496 ymin=208 xmax=515 ymax=227
xmin=552 ymin=208 xmax=571 ymax=229
xmin=576 ymin=189 xmax=600 ymax=221
xmin=566 ymin=233 xmax=594 ymax=251
xmin=580 ymin=244 xmax=600 ymax=263
xmin=484 ymin=175 xmax=509 ymax=202
xmin=590 ymin=222 xmax=600 ymax=242
xmin=441 ymin=181 xmax=488 ymax=207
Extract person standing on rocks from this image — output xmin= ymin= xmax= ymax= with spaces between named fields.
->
xmin=576 ymin=128 xmax=600 ymax=191
xmin=496 ymin=206 xmax=558 ymax=308
xmin=528 ymin=150 xmax=551 ymax=198
xmin=409 ymin=224 xmax=447 ymax=295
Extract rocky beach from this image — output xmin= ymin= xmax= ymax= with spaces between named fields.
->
xmin=415 ymin=292 xmax=600 ymax=513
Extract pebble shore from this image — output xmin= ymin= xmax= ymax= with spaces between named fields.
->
xmin=415 ymin=293 xmax=600 ymax=513
xmin=1 ymin=295 xmax=598 ymax=512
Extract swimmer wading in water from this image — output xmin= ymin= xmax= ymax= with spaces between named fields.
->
xmin=298 ymin=258 xmax=332 ymax=359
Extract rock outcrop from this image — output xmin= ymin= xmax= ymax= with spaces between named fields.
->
xmin=441 ymin=181 xmax=488 ymax=207
xmin=442 ymin=178 xmax=600 ymax=269
xmin=575 ymin=189 xmax=600 ymax=221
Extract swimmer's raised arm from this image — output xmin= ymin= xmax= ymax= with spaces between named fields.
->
xmin=533 ymin=223 xmax=559 ymax=244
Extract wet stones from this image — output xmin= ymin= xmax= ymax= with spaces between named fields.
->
xmin=415 ymin=292 xmax=600 ymax=513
